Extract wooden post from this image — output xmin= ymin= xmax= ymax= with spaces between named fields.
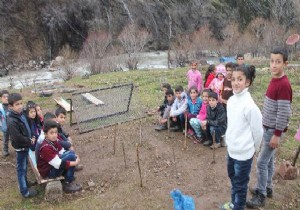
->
xmin=122 ymin=142 xmax=127 ymax=169
xmin=136 ymin=144 xmax=143 ymax=187
xmin=167 ymin=117 xmax=170 ymax=138
xmin=211 ymin=131 xmax=216 ymax=164
xmin=292 ymin=145 xmax=300 ymax=167
xmin=139 ymin=119 xmax=142 ymax=144
xmin=183 ymin=113 xmax=188 ymax=149
xmin=113 ymin=124 xmax=117 ymax=155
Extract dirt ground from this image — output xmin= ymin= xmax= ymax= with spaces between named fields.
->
xmin=0 ymin=117 xmax=300 ymax=210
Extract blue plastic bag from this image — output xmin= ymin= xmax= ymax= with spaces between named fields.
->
xmin=170 ymin=189 xmax=195 ymax=210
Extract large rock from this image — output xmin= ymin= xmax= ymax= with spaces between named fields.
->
xmin=45 ymin=181 xmax=63 ymax=202
xmin=277 ymin=161 xmax=299 ymax=180
xmin=50 ymin=56 xmax=65 ymax=67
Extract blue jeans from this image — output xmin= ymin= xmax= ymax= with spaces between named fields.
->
xmin=48 ymin=151 xmax=76 ymax=183
xmin=227 ymin=155 xmax=253 ymax=210
xmin=16 ymin=150 xmax=29 ymax=196
xmin=207 ymin=125 xmax=225 ymax=143
xmin=256 ymin=127 xmax=277 ymax=196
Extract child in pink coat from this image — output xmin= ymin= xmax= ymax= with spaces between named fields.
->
xmin=186 ymin=61 xmax=203 ymax=93
xmin=208 ymin=64 xmax=226 ymax=99
xmin=189 ymin=89 xmax=210 ymax=143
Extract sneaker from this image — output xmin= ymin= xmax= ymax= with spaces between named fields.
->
xmin=75 ymin=164 xmax=84 ymax=171
xmin=249 ymin=187 xmax=273 ymax=198
xmin=220 ymin=202 xmax=234 ymax=210
xmin=210 ymin=143 xmax=221 ymax=149
xmin=203 ymin=140 xmax=213 ymax=146
xmin=267 ymin=187 xmax=273 ymax=198
xmin=23 ymin=188 xmax=37 ymax=198
xmin=155 ymin=124 xmax=167 ymax=131
xmin=170 ymin=126 xmax=180 ymax=132
xmin=246 ymin=191 xmax=265 ymax=208
xmin=193 ymin=136 xmax=203 ymax=144
xmin=63 ymin=182 xmax=82 ymax=193
xmin=187 ymin=129 xmax=194 ymax=138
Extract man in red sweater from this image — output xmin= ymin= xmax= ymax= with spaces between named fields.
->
xmin=38 ymin=120 xmax=82 ymax=193
xmin=247 ymin=48 xmax=292 ymax=208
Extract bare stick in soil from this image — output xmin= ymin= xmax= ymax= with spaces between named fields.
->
xmin=113 ymin=124 xmax=117 ymax=155
xmin=139 ymin=119 xmax=142 ymax=144
xmin=211 ymin=131 xmax=216 ymax=164
xmin=122 ymin=142 xmax=127 ymax=169
xmin=292 ymin=145 xmax=300 ymax=167
xmin=183 ymin=113 xmax=188 ymax=150
xmin=167 ymin=117 xmax=170 ymax=138
xmin=136 ymin=143 xmax=143 ymax=187
xmin=172 ymin=142 xmax=178 ymax=178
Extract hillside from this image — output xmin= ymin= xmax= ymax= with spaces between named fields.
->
xmin=1 ymin=0 xmax=300 ymax=65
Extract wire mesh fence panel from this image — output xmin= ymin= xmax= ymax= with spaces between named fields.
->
xmin=71 ymin=83 xmax=145 ymax=133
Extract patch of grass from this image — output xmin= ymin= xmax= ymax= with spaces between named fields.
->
xmin=2 ymin=64 xmax=300 ymax=209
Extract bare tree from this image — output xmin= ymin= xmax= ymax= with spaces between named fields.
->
xmin=190 ymin=25 xmax=218 ymax=59
xmin=222 ymin=22 xmax=241 ymax=56
xmin=262 ymin=20 xmax=287 ymax=54
xmin=118 ymin=23 xmax=150 ymax=70
xmin=80 ymin=31 xmax=112 ymax=74
xmin=171 ymin=33 xmax=193 ymax=67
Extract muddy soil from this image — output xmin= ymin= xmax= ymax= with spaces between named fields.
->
xmin=0 ymin=117 xmax=299 ymax=209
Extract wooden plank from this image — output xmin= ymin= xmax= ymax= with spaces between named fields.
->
xmin=28 ymin=150 xmax=64 ymax=184
xmin=81 ymin=93 xmax=104 ymax=106
xmin=54 ymin=97 xmax=73 ymax=112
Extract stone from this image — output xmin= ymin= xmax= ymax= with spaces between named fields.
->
xmin=45 ymin=181 xmax=63 ymax=202
xmin=278 ymin=160 xmax=298 ymax=180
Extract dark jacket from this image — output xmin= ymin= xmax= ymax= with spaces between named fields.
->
xmin=7 ymin=111 xmax=31 ymax=149
xmin=57 ymin=125 xmax=71 ymax=150
xmin=206 ymin=103 xmax=227 ymax=129
xmin=159 ymin=96 xmax=168 ymax=116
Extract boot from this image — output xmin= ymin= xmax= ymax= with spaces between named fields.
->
xmin=155 ymin=124 xmax=167 ymax=131
xmin=203 ymin=139 xmax=213 ymax=146
xmin=23 ymin=188 xmax=37 ymax=198
xmin=75 ymin=164 xmax=84 ymax=171
xmin=246 ymin=191 xmax=265 ymax=208
xmin=63 ymin=182 xmax=82 ymax=193
xmin=249 ymin=187 xmax=273 ymax=198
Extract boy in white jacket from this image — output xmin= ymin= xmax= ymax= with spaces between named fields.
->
xmin=170 ymin=85 xmax=187 ymax=132
xmin=221 ymin=65 xmax=263 ymax=210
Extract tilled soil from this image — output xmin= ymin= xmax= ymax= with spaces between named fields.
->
xmin=0 ymin=118 xmax=299 ymax=209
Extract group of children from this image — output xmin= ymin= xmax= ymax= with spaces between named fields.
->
xmin=155 ymin=49 xmax=293 ymax=210
xmin=0 ymin=92 xmax=83 ymax=198
xmin=0 ymin=49 xmax=294 ymax=210
xmin=155 ymin=60 xmax=239 ymax=149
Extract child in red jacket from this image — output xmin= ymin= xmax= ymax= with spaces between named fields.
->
xmin=38 ymin=120 xmax=82 ymax=193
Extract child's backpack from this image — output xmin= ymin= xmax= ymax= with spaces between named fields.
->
xmin=0 ymin=104 xmax=7 ymax=132
xmin=170 ymin=189 xmax=195 ymax=210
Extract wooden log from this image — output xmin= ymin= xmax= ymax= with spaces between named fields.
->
xmin=81 ymin=93 xmax=104 ymax=106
